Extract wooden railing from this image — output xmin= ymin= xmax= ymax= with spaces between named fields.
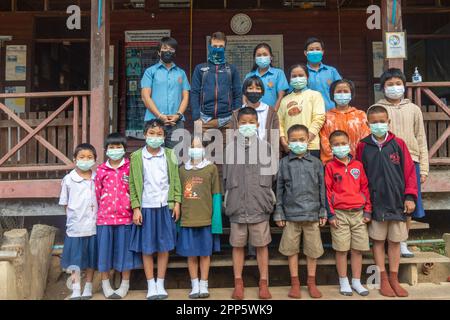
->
xmin=407 ymin=82 xmax=450 ymax=166
xmin=0 ymin=91 xmax=91 ymax=181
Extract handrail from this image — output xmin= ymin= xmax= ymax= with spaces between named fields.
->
xmin=0 ymin=91 xmax=91 ymax=99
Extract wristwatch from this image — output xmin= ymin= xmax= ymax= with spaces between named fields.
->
xmin=176 ymin=112 xmax=183 ymax=119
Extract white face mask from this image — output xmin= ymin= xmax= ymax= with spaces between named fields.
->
xmin=385 ymin=85 xmax=405 ymax=100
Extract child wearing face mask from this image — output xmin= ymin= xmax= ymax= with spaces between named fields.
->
xmin=129 ymin=119 xmax=182 ymax=300
xmin=278 ymin=63 xmax=326 ymax=158
xmin=244 ymin=43 xmax=289 ymax=111
xmin=325 ymin=130 xmax=371 ymax=297
xmin=141 ymin=37 xmax=190 ymax=149
xmin=356 ymin=105 xmax=418 ymax=298
xmin=177 ymin=137 xmax=222 ymax=299
xmin=376 ymin=68 xmax=428 ymax=258
xmin=224 ymin=107 xmax=278 ymax=300
xmin=274 ymin=124 xmax=327 ymax=299
xmin=231 ymin=76 xmax=280 ymax=144
xmin=319 ymin=79 xmax=370 ymax=164
xmin=59 ymin=143 xmax=98 ymax=300
xmin=94 ymin=133 xmax=142 ymax=299
xmin=303 ymin=37 xmax=342 ymax=111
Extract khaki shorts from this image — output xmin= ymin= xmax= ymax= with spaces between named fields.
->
xmin=369 ymin=220 xmax=408 ymax=243
xmin=229 ymin=221 xmax=272 ymax=248
xmin=330 ymin=209 xmax=370 ymax=252
xmin=279 ymin=221 xmax=324 ymax=258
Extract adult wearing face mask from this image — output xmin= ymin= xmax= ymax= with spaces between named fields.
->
xmin=141 ymin=37 xmax=190 ymax=149
xmin=190 ymin=32 xmax=242 ymax=140
xmin=230 ymin=76 xmax=280 ymax=144
xmin=244 ymin=43 xmax=289 ymax=112
xmin=319 ymin=79 xmax=370 ymax=164
xmin=375 ymin=68 xmax=429 ymax=259
xmin=304 ymin=37 xmax=342 ymax=111
xmin=278 ymin=64 xmax=326 ymax=159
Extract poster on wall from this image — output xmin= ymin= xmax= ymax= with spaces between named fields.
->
xmin=385 ymin=32 xmax=407 ymax=59
xmin=206 ymin=35 xmax=284 ymax=81
xmin=372 ymin=42 xmax=384 ymax=78
xmin=5 ymin=45 xmax=27 ymax=81
xmin=4 ymin=86 xmax=26 ymax=113
xmin=124 ymin=30 xmax=171 ymax=139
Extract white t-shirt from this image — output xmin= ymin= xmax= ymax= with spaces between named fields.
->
xmin=59 ymin=169 xmax=98 ymax=237
xmin=141 ymin=147 xmax=169 ymax=208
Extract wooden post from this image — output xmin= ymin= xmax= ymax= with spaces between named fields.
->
xmin=382 ymin=0 xmax=404 ymax=71
xmin=90 ymin=0 xmax=110 ymax=162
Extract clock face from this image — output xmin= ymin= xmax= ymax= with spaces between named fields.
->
xmin=230 ymin=13 xmax=252 ymax=35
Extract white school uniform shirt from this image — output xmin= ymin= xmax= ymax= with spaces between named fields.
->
xmin=141 ymin=146 xmax=169 ymax=208
xmin=59 ymin=169 xmax=98 ymax=237
xmin=242 ymin=102 xmax=269 ymax=140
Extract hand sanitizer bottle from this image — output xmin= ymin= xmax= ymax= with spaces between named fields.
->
xmin=412 ymin=67 xmax=422 ymax=83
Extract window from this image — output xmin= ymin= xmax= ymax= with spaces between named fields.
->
xmin=0 ymin=0 xmax=12 ymax=11
xmin=113 ymin=0 xmax=145 ymax=10
xmin=16 ymin=0 xmax=44 ymax=11
xmin=159 ymin=0 xmax=190 ymax=8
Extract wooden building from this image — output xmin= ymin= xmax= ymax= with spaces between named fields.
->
xmin=0 ymin=0 xmax=450 ymax=210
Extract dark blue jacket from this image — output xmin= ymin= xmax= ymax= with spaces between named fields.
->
xmin=190 ymin=62 xmax=242 ymax=121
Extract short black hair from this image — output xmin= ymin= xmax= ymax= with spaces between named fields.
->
xmin=105 ymin=132 xmax=127 ymax=150
xmin=380 ymin=68 xmax=406 ymax=89
xmin=210 ymin=31 xmax=227 ymax=45
xmin=73 ymin=143 xmax=97 ymax=160
xmin=159 ymin=37 xmax=178 ymax=51
xmin=289 ymin=63 xmax=309 ymax=78
xmin=304 ymin=37 xmax=325 ymax=51
xmin=287 ymin=124 xmax=309 ymax=138
xmin=329 ymin=130 xmax=349 ymax=143
xmin=242 ymin=76 xmax=265 ymax=96
xmin=144 ymin=119 xmax=165 ymax=135
xmin=330 ymin=79 xmax=355 ymax=101
xmin=367 ymin=105 xmax=389 ymax=118
xmin=237 ymin=107 xmax=258 ymax=121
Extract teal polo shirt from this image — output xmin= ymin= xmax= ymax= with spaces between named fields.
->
xmin=141 ymin=62 xmax=190 ymax=121
xmin=245 ymin=67 xmax=289 ymax=108
xmin=307 ymin=63 xmax=342 ymax=111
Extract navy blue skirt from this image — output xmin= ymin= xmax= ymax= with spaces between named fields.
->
xmin=176 ymin=226 xmax=221 ymax=257
xmin=129 ymin=206 xmax=177 ymax=255
xmin=97 ymin=225 xmax=143 ymax=272
xmin=412 ymin=162 xmax=425 ymax=219
xmin=61 ymin=234 xmax=97 ymax=270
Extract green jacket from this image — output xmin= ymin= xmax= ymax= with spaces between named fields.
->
xmin=129 ymin=147 xmax=181 ymax=210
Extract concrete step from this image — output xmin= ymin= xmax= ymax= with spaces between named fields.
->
xmin=87 ymin=282 xmax=450 ymax=300
xmin=162 ymin=251 xmax=449 ymax=269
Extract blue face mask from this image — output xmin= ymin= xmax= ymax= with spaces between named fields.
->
xmin=370 ymin=123 xmax=389 ymax=138
xmin=307 ymin=51 xmax=323 ymax=64
xmin=76 ymin=159 xmax=95 ymax=171
xmin=289 ymin=142 xmax=308 ymax=155
xmin=334 ymin=93 xmax=352 ymax=106
xmin=239 ymin=124 xmax=258 ymax=138
xmin=188 ymin=147 xmax=205 ymax=160
xmin=255 ymin=56 xmax=271 ymax=69
xmin=332 ymin=145 xmax=351 ymax=159
xmin=146 ymin=136 xmax=164 ymax=149
xmin=106 ymin=148 xmax=125 ymax=161
xmin=290 ymin=77 xmax=308 ymax=91
xmin=208 ymin=45 xmax=226 ymax=65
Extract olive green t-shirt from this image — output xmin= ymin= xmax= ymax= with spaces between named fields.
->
xmin=180 ymin=164 xmax=221 ymax=227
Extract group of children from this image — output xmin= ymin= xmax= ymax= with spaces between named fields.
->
xmin=60 ymin=32 xmax=429 ymax=300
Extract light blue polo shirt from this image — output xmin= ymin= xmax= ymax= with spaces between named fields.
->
xmin=141 ymin=62 xmax=190 ymax=121
xmin=245 ymin=67 xmax=289 ymax=108
xmin=307 ymin=63 xmax=342 ymax=111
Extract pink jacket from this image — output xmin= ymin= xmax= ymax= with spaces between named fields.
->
xmin=94 ymin=158 xmax=133 ymax=226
